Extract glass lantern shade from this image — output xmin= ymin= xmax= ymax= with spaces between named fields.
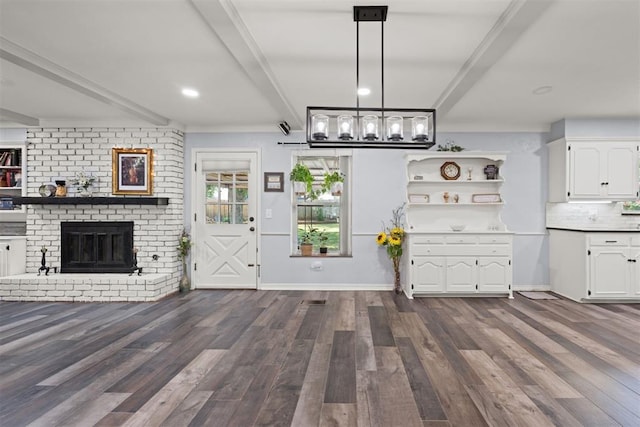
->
xmin=311 ymin=114 xmax=329 ymax=140
xmin=411 ymin=116 xmax=430 ymax=142
xmin=362 ymin=115 xmax=379 ymax=141
xmin=387 ymin=116 xmax=403 ymax=141
xmin=337 ymin=115 xmax=354 ymax=140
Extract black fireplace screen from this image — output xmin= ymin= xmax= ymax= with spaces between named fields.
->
xmin=60 ymin=221 xmax=134 ymax=273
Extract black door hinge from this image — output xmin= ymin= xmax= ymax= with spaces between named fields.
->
xmin=475 ymin=284 xmax=478 ymax=290
xmin=194 ymin=213 xmax=197 ymax=222
xmin=475 ymin=259 xmax=478 ymax=265
xmin=509 ymin=260 xmax=511 ymax=265
xmin=587 ymin=249 xmax=591 ymax=256
xmin=411 ymin=284 xmax=414 ymax=290
xmin=567 ymin=191 xmax=571 ymax=197
xmin=588 ymin=290 xmax=591 ymax=296
xmin=411 ymin=259 xmax=414 ymax=265
xmin=194 ymin=163 xmax=197 ymax=172
xmin=568 ymin=145 xmax=571 ymax=151
xmin=194 ymin=263 xmax=197 ymax=271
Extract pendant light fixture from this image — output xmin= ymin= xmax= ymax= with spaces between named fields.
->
xmin=307 ymin=5 xmax=436 ymax=149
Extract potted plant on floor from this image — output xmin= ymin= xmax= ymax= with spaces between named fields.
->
xmin=290 ymin=163 xmax=314 ymax=196
xmin=322 ymin=171 xmax=344 ymax=196
xmin=299 ymin=226 xmax=317 ymax=256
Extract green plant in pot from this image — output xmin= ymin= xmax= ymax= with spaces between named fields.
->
xmin=290 ymin=163 xmax=314 ymax=196
xmin=299 ymin=226 xmax=317 ymax=256
xmin=322 ymin=171 xmax=345 ymax=196
xmin=318 ymin=230 xmax=329 ymax=255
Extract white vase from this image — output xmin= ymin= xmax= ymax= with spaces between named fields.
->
xmin=77 ymin=186 xmax=92 ymax=197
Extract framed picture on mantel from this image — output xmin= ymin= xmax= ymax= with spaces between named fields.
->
xmin=112 ymin=148 xmax=153 ymax=195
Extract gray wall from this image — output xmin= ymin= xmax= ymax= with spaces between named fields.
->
xmin=186 ymin=131 xmax=550 ymax=289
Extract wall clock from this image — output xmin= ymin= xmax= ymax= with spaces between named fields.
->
xmin=440 ymin=161 xmax=461 ymax=180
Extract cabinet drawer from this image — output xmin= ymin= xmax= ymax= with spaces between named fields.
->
xmin=588 ymin=235 xmax=630 ymax=246
xmin=445 ymin=236 xmax=477 ymax=245
xmin=476 ymin=245 xmax=511 ymax=256
xmin=477 ymin=235 xmax=511 ymax=245
xmin=411 ymin=244 xmax=447 ymax=256
xmin=411 ymin=236 xmax=445 ymax=245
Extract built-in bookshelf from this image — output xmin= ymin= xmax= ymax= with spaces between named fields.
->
xmin=0 ymin=143 xmax=26 ymax=220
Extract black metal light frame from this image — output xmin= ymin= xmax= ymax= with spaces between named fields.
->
xmin=307 ymin=5 xmax=436 ymax=149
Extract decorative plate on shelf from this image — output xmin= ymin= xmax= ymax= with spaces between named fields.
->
xmin=472 ymin=193 xmax=501 ymax=203
xmin=409 ymin=194 xmax=429 ymax=203
xmin=39 ymin=184 xmax=56 ymax=197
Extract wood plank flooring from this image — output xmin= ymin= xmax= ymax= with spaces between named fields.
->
xmin=1 ymin=290 xmax=639 ymax=426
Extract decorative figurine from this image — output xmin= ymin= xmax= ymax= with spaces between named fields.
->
xmin=453 ymin=193 xmax=459 ymax=203
xmin=38 ymin=246 xmax=50 ymax=276
xmin=55 ymin=180 xmax=67 ymax=197
xmin=443 ymin=192 xmax=450 ymax=203
xmin=467 ymin=167 xmax=473 ymax=180
xmin=129 ymin=247 xmax=142 ymax=276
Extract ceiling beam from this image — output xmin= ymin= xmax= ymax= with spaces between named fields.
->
xmin=0 ymin=37 xmax=169 ymax=126
xmin=0 ymin=108 xmax=39 ymax=126
xmin=434 ymin=0 xmax=554 ymax=118
xmin=189 ymin=0 xmax=302 ymax=129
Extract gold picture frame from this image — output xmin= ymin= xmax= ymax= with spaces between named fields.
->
xmin=112 ymin=148 xmax=153 ymax=195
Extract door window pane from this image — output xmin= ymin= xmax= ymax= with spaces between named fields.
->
xmin=204 ymin=170 xmax=250 ymax=224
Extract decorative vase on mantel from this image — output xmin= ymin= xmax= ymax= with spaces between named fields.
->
xmin=77 ymin=186 xmax=92 ymax=197
xmin=179 ymin=258 xmax=190 ymax=293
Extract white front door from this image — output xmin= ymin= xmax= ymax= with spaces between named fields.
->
xmin=193 ymin=150 xmax=259 ymax=289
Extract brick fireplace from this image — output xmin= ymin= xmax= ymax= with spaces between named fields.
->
xmin=0 ymin=127 xmax=185 ymax=302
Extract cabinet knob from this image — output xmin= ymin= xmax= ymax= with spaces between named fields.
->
xmin=5 ymin=245 xmax=9 ymax=251
xmin=629 ymin=259 xmax=637 ymax=263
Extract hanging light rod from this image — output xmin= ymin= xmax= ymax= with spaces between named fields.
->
xmin=307 ymin=5 xmax=436 ymax=149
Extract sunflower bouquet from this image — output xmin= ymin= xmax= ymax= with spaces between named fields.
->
xmin=376 ymin=204 xmax=406 ymax=294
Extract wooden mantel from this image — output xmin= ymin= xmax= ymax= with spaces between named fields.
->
xmin=9 ymin=196 xmax=169 ymax=206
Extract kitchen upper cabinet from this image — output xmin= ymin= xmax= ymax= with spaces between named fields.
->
xmin=548 ymin=138 xmax=639 ymax=202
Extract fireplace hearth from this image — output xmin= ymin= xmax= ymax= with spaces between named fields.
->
xmin=61 ymin=222 xmax=134 ymax=273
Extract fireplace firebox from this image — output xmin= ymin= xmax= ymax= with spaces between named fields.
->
xmin=61 ymin=221 xmax=134 ymax=273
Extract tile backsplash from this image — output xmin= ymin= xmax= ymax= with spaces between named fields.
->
xmin=546 ymin=202 xmax=640 ymax=230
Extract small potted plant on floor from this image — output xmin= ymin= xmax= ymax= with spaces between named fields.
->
xmin=290 ymin=163 xmax=314 ymax=196
xmin=322 ymin=171 xmax=344 ymax=196
xmin=299 ymin=226 xmax=317 ymax=256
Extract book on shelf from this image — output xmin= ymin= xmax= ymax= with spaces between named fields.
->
xmin=0 ymin=149 xmax=20 ymax=166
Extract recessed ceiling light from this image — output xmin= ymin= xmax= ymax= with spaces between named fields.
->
xmin=357 ymin=87 xmax=371 ymax=96
xmin=532 ymin=85 xmax=552 ymax=95
xmin=181 ymin=88 xmax=200 ymax=98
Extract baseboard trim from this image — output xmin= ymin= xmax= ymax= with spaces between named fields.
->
xmin=259 ymin=283 xmax=393 ymax=291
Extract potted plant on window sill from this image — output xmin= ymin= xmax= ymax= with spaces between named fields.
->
xmin=300 ymin=226 xmax=317 ymax=256
xmin=290 ymin=163 xmax=314 ymax=196
xmin=318 ymin=230 xmax=329 ymax=255
xmin=323 ymin=171 xmax=344 ymax=196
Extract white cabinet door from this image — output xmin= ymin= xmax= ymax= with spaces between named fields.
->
xmin=570 ymin=143 xmax=603 ymax=199
xmin=631 ymin=248 xmax=640 ymax=296
xmin=477 ymin=257 xmax=511 ymax=292
xmin=569 ymin=141 xmax=638 ymax=200
xmin=589 ymin=247 xmax=630 ymax=297
xmin=605 ymin=144 xmax=639 ymax=199
xmin=446 ymin=257 xmax=476 ymax=292
xmin=412 ymin=256 xmax=445 ymax=293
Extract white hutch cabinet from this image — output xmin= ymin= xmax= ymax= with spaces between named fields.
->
xmin=403 ymin=153 xmax=513 ymax=298
xmin=548 ymin=138 xmax=639 ymax=202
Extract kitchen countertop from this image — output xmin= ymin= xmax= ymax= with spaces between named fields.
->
xmin=547 ymin=227 xmax=640 ymax=232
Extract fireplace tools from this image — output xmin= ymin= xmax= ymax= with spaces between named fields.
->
xmin=38 ymin=246 xmax=50 ymax=276
xmin=130 ymin=247 xmax=142 ymax=276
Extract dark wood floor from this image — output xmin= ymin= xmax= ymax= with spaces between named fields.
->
xmin=1 ymin=290 xmax=639 ymax=427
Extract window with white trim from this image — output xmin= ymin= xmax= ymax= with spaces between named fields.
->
xmin=292 ymin=151 xmax=352 ymax=256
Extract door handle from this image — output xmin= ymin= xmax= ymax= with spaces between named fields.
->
xmin=249 ymin=216 xmax=255 ymax=222
xmin=628 ymin=259 xmax=637 ymax=263
xmin=249 ymin=226 xmax=255 ymax=232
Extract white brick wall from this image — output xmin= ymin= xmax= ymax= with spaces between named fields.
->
xmin=1 ymin=127 xmax=185 ymax=302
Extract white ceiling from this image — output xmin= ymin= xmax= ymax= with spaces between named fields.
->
xmin=0 ymin=0 xmax=638 ymax=133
